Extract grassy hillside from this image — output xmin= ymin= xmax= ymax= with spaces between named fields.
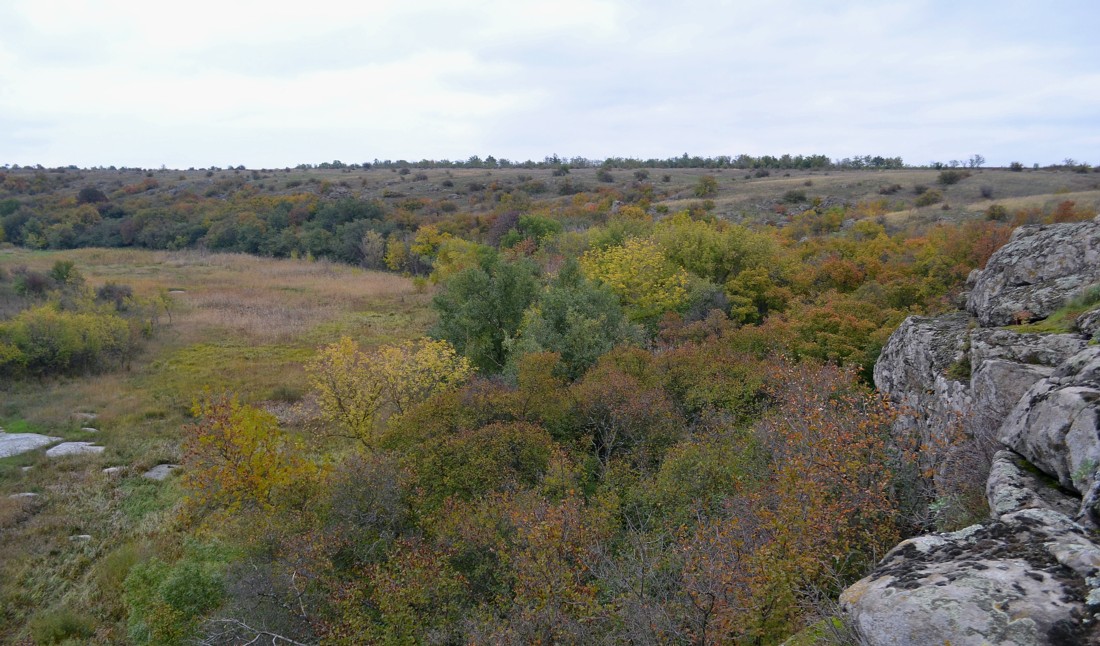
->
xmin=0 ymin=164 xmax=1096 ymax=644
xmin=0 ymin=248 xmax=428 ymax=643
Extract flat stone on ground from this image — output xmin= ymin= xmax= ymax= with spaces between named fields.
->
xmin=0 ymin=432 xmax=61 ymax=458
xmin=45 ymin=442 xmax=104 ymax=458
xmin=142 ymin=464 xmax=180 ymax=480
xmin=80 ymin=427 xmax=98 ymax=433
xmin=102 ymin=466 xmax=124 ymax=476
xmin=8 ymin=492 xmax=39 ymax=499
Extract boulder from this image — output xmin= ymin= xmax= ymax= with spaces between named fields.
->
xmin=968 ymin=330 xmax=1087 ymax=442
xmin=45 ymin=442 xmax=105 ymax=458
xmin=874 ymin=312 xmax=972 ymax=457
xmin=999 ymin=347 xmax=1100 ymax=526
xmin=0 ymin=432 xmax=61 ymax=459
xmin=967 ymin=217 xmax=1100 ymax=327
xmin=142 ymin=464 xmax=180 ymax=481
xmin=1077 ymin=308 xmax=1100 ymax=340
xmin=986 ymin=450 xmax=1078 ymax=519
xmin=841 ymin=508 xmax=1100 ymax=646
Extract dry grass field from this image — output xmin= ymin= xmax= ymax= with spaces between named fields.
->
xmin=0 ymin=248 xmax=430 ymax=642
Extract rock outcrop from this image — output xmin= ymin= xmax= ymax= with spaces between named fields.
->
xmin=967 ymin=218 xmax=1100 ymax=327
xmin=842 ymin=217 xmax=1100 ymax=645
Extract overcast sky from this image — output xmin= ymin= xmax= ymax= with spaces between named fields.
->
xmin=1 ymin=0 xmax=1097 ymax=169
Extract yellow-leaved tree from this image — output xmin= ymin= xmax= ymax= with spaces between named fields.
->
xmin=182 ymin=394 xmax=318 ymax=514
xmin=307 ymin=337 xmax=472 ymax=448
xmin=579 ymin=237 xmax=691 ymax=324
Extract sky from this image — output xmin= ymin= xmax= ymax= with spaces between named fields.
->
xmin=1 ymin=0 xmax=1097 ymax=169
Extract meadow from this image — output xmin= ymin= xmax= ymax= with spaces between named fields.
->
xmin=0 ymin=248 xmax=428 ymax=643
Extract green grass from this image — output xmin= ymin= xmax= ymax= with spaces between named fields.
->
xmin=0 ymin=249 xmax=431 ymax=643
xmin=1007 ymin=284 xmax=1100 ymax=334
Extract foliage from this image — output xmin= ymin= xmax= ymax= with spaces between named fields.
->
xmin=432 ymin=257 xmax=540 ymax=372
xmin=0 ymin=304 xmax=133 ymax=377
xmin=512 ymin=259 xmax=639 ymax=380
xmin=182 ymin=394 xmax=319 ymax=514
xmin=580 ymin=237 xmax=692 ymax=324
xmin=307 ymin=336 xmax=471 ymax=446
xmin=124 ymin=551 xmax=227 ymax=646
xmin=694 ymin=175 xmax=719 ymax=197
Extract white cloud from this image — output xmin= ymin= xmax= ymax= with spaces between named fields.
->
xmin=0 ymin=0 xmax=1097 ymax=167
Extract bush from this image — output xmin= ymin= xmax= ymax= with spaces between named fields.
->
xmin=661 ymin=174 xmax=671 ymax=183
xmin=76 ymin=186 xmax=108 ymax=204
xmin=878 ymin=184 xmax=902 ymax=195
xmin=753 ymin=169 xmax=771 ymax=178
xmin=596 ymin=169 xmax=615 ymax=183
xmin=913 ymin=184 xmax=929 ymax=195
xmin=915 ymin=190 xmax=944 ymax=207
xmin=441 ymin=179 xmax=454 ymax=188
xmin=985 ymin=204 xmax=1009 ymax=221
xmin=938 ymin=170 xmax=970 ymax=185
xmin=0 ymin=305 xmax=133 ymax=377
xmin=980 ymin=186 xmax=994 ymax=199
xmin=694 ymin=175 xmax=718 ymax=197
xmin=1009 ymin=161 xmax=1024 ymax=172
xmin=96 ymin=281 xmax=134 ymax=310
xmin=633 ymin=169 xmax=649 ymax=181
xmin=29 ymin=608 xmax=95 ymax=644
xmin=782 ymin=189 xmax=807 ymax=204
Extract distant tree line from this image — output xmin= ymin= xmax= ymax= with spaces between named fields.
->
xmin=296 ymin=152 xmax=903 ymax=171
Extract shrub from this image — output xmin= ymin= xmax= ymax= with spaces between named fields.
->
xmin=413 ymin=172 xmax=428 ymax=181
xmin=753 ymin=169 xmax=771 ymax=178
xmin=96 ymin=281 xmax=134 ymax=310
xmin=76 ymin=186 xmax=108 ymax=204
xmin=441 ymin=179 xmax=454 ymax=188
xmin=878 ymin=184 xmax=902 ymax=195
xmin=985 ymin=204 xmax=1009 ymax=221
xmin=915 ymin=190 xmax=944 ymax=207
xmin=661 ymin=174 xmax=671 ymax=182
xmin=694 ymin=175 xmax=718 ymax=197
xmin=596 ymin=169 xmax=614 ymax=183
xmin=633 ymin=169 xmax=649 ymax=180
xmin=980 ymin=186 xmax=994 ymax=199
xmin=937 ymin=170 xmax=970 ymax=185
xmin=1009 ymin=161 xmax=1024 ymax=172
xmin=782 ymin=189 xmax=807 ymax=204
xmin=29 ymin=608 xmax=95 ymax=644
xmin=0 ymin=305 xmax=133 ymax=377
xmin=913 ymin=184 xmax=929 ymax=195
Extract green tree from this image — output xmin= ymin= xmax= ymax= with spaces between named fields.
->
xmin=512 ymin=259 xmax=640 ymax=380
xmin=432 ymin=257 xmax=539 ymax=373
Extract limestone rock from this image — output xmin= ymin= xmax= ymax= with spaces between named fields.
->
xmin=986 ymin=450 xmax=1078 ymax=519
xmin=45 ymin=442 xmax=105 ymax=458
xmin=7 ymin=492 xmax=40 ymax=500
xmin=841 ymin=508 xmax=1099 ymax=646
xmin=999 ymin=347 xmax=1100 ymax=525
xmin=967 ymin=217 xmax=1100 ymax=327
xmin=968 ymin=330 xmax=1087 ymax=442
xmin=873 ymin=312 xmax=972 ymax=455
xmin=1077 ymin=308 xmax=1100 ymax=340
xmin=0 ymin=432 xmax=61 ymax=458
xmin=142 ymin=464 xmax=180 ymax=481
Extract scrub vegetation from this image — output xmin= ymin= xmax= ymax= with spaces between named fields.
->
xmin=1 ymin=159 xmax=1097 ymax=644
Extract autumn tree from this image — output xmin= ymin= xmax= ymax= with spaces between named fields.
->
xmin=580 ymin=237 xmax=691 ymax=325
xmin=182 ymin=394 xmax=319 ymax=514
xmin=306 ymin=336 xmax=471 ymax=448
